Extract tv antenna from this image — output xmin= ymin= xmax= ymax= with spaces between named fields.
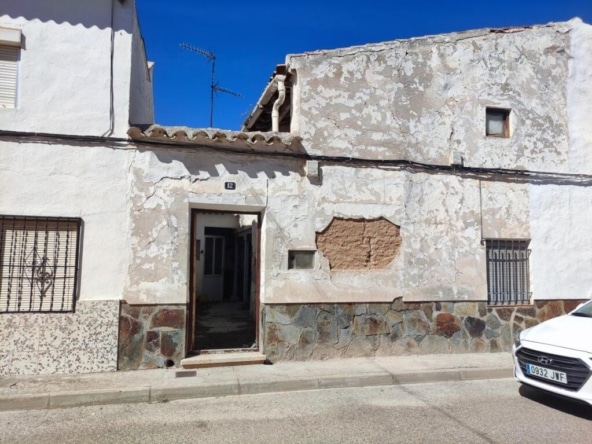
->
xmin=180 ymin=43 xmax=242 ymax=127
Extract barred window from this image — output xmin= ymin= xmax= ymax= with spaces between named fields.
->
xmin=0 ymin=216 xmax=81 ymax=313
xmin=486 ymin=239 xmax=530 ymax=305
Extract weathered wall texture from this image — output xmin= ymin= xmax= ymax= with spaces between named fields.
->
xmin=118 ymin=303 xmax=186 ymax=370
xmin=316 ymin=218 xmax=401 ymax=269
xmin=0 ymin=300 xmax=119 ymax=376
xmin=263 ymin=299 xmax=586 ymax=362
xmin=288 ymin=22 xmax=574 ymax=172
xmin=263 ymin=167 xmax=488 ymax=304
xmin=269 ymin=19 xmax=592 ymax=304
xmin=121 ymin=21 xmax=592 ymax=311
xmin=124 ymin=146 xmax=289 ymax=305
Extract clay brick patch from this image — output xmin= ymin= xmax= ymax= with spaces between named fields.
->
xmin=316 ymin=217 xmax=401 ymax=270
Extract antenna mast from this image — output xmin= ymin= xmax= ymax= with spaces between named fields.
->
xmin=180 ymin=43 xmax=242 ymax=127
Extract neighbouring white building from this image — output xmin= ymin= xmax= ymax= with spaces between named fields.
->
xmin=1 ymin=0 xmax=591 ymax=375
xmin=0 ymin=0 xmax=154 ymax=374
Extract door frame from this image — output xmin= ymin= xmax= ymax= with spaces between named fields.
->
xmin=186 ymin=208 xmax=262 ymax=355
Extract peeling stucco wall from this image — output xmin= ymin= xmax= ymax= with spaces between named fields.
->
xmin=268 ymin=19 xmax=592 ymax=304
xmin=124 ymin=146 xmax=299 ymax=305
xmin=117 ymin=20 xmax=592 ymax=310
xmin=288 ymin=21 xmax=577 ymax=172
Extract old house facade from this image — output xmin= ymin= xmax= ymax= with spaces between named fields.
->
xmin=242 ymin=18 xmax=592 ymax=360
xmin=1 ymin=0 xmax=591 ymax=375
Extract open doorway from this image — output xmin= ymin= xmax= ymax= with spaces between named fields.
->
xmin=188 ymin=210 xmax=260 ymax=354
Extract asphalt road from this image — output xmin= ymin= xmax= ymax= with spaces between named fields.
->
xmin=0 ymin=378 xmax=590 ymax=443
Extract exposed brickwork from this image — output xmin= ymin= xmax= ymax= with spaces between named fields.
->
xmin=118 ymin=303 xmax=186 ymax=370
xmin=263 ymin=299 xmax=585 ymax=362
xmin=316 ymin=218 xmax=401 ymax=269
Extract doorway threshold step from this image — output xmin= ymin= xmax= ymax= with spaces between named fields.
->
xmin=181 ymin=351 xmax=266 ymax=369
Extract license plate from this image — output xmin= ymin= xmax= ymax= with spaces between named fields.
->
xmin=526 ymin=363 xmax=568 ymax=384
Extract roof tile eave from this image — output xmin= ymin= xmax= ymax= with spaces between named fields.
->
xmin=127 ymin=125 xmax=303 ymax=153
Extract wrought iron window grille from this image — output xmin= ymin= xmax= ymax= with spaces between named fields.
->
xmin=485 ymin=239 xmax=531 ymax=305
xmin=0 ymin=216 xmax=82 ymax=313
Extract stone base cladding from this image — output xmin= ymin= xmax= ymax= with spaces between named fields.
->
xmin=118 ymin=302 xmax=186 ymax=370
xmin=0 ymin=300 xmax=119 ymax=376
xmin=263 ymin=299 xmax=586 ymax=362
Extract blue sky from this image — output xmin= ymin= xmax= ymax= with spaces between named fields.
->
xmin=136 ymin=0 xmax=592 ymax=131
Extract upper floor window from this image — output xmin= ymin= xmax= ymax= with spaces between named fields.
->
xmin=0 ymin=26 xmax=21 ymax=109
xmin=0 ymin=216 xmax=82 ymax=313
xmin=486 ymin=107 xmax=511 ymax=138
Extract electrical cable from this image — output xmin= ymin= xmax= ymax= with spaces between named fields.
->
xmin=2 ymin=129 xmax=592 ymax=185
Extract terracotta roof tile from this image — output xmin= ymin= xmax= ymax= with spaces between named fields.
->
xmin=128 ymin=125 xmax=303 ymax=154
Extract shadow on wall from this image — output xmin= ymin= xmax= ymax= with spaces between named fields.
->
xmin=141 ymin=145 xmax=306 ymax=180
xmin=1 ymin=0 xmax=134 ymax=32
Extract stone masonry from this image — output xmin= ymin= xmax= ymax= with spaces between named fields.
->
xmin=118 ymin=303 xmax=186 ymax=370
xmin=263 ymin=299 xmax=585 ymax=362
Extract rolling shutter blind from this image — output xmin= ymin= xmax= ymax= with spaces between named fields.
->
xmin=0 ymin=45 xmax=18 ymax=108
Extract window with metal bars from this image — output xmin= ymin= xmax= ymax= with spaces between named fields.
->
xmin=485 ymin=239 xmax=531 ymax=305
xmin=0 ymin=216 xmax=82 ymax=313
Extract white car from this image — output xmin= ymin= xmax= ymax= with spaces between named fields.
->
xmin=512 ymin=300 xmax=592 ymax=405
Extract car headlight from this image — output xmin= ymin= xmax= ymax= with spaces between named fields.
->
xmin=514 ymin=335 xmax=521 ymax=348
xmin=514 ymin=328 xmax=529 ymax=348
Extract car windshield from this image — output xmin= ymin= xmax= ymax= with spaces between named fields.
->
xmin=571 ymin=301 xmax=592 ymax=318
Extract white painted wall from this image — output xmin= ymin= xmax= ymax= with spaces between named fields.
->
xmin=567 ymin=19 xmax=592 ymax=173
xmin=530 ymin=185 xmax=592 ymax=301
xmin=129 ymin=11 xmax=154 ymax=126
xmin=0 ymin=0 xmax=152 ymax=138
xmin=0 ymin=141 xmax=132 ymax=301
xmin=528 ymin=20 xmax=592 ymax=301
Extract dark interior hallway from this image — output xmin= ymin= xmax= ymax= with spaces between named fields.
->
xmin=193 ymin=302 xmax=256 ymax=351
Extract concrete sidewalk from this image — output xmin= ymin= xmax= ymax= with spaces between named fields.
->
xmin=0 ymin=353 xmax=514 ymax=412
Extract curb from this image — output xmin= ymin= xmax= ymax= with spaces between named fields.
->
xmin=0 ymin=367 xmax=513 ymax=412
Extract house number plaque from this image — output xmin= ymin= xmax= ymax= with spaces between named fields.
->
xmin=224 ymin=182 xmax=236 ymax=190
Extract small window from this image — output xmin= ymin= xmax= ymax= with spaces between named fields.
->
xmin=0 ymin=216 xmax=82 ymax=313
xmin=486 ymin=107 xmax=510 ymax=137
xmin=288 ymin=250 xmax=315 ymax=270
xmin=485 ymin=239 xmax=530 ymax=305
